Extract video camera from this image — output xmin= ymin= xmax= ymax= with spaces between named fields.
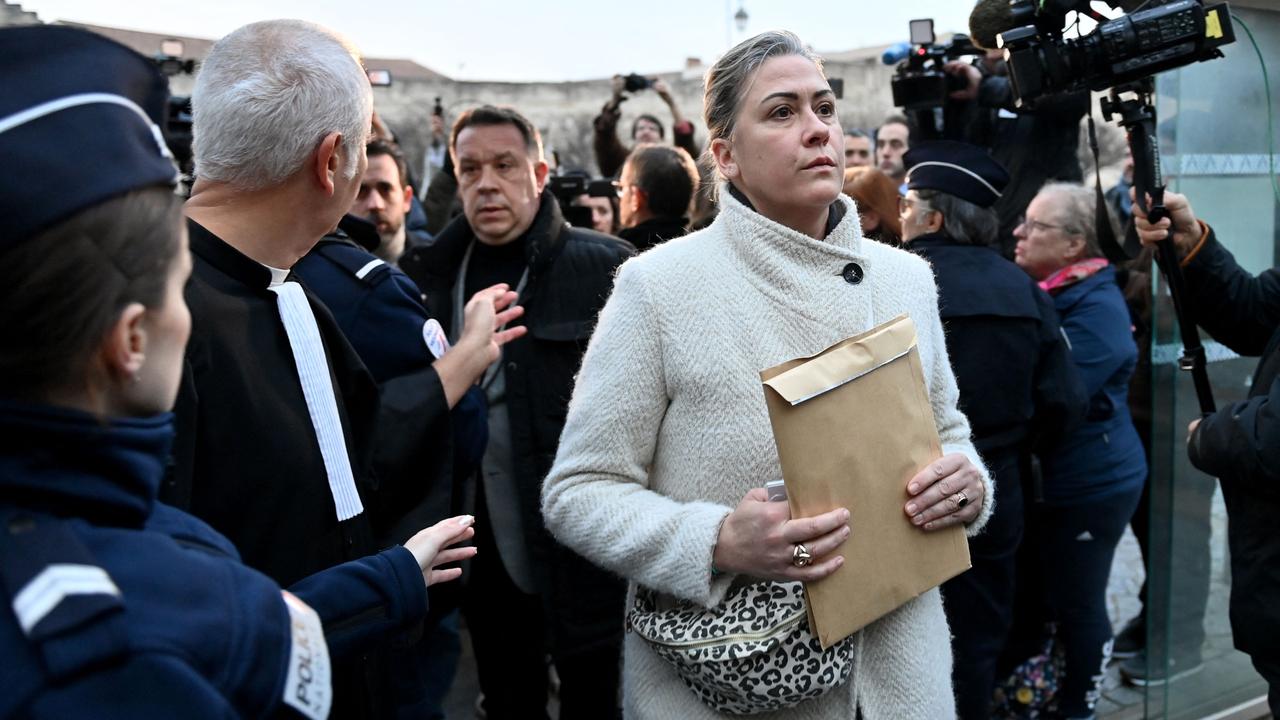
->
xmin=149 ymin=39 xmax=197 ymax=183
xmin=890 ymin=19 xmax=982 ymax=111
xmin=977 ymin=0 xmax=1236 ymax=415
xmin=989 ymin=0 xmax=1235 ymax=107
xmin=547 ymin=173 xmax=617 ymax=231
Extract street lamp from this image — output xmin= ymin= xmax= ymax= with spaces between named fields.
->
xmin=726 ymin=1 xmax=749 ymax=47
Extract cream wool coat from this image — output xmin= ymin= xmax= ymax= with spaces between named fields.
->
xmin=542 ymin=187 xmax=993 ymax=719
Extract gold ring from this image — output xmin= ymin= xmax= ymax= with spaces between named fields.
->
xmin=954 ymin=491 xmax=969 ymax=509
xmin=792 ymin=543 xmax=813 ymax=568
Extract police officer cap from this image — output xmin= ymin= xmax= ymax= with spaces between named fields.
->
xmin=903 ymin=140 xmax=1009 ymax=209
xmin=0 ymin=25 xmax=178 ymax=247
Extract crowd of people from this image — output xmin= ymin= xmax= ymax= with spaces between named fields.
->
xmin=1 ymin=10 xmax=1276 ymax=720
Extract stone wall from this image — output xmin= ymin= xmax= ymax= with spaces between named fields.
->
xmin=376 ymin=52 xmax=902 ymax=181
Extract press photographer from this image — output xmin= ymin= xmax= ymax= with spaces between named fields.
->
xmin=593 ymin=73 xmax=699 ymax=178
xmin=940 ymin=43 xmax=1088 ymax=259
xmin=887 ymin=19 xmax=982 ymax=143
xmin=1133 ymin=188 xmax=1280 ymax=716
xmin=878 ymin=11 xmax=1086 ymax=258
xmin=547 ymin=171 xmax=621 ymax=235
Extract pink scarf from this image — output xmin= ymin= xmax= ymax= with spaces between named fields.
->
xmin=1038 ymin=258 xmax=1109 ymax=294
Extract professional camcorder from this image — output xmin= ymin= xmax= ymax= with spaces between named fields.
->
xmin=890 ymin=19 xmax=982 ymax=111
xmin=972 ymin=0 xmax=1235 ymax=414
xmin=548 ymin=173 xmax=616 ymax=230
xmin=150 ymin=39 xmax=197 ymax=184
xmin=980 ymin=0 xmax=1235 ymax=107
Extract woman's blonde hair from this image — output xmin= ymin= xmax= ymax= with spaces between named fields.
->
xmin=702 ymin=30 xmax=824 ymax=183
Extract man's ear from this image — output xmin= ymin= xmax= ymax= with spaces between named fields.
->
xmin=633 ymin=186 xmax=650 ymax=216
xmin=313 ymin=132 xmax=344 ymax=196
xmin=533 ymin=159 xmax=550 ymax=193
xmin=402 ymin=184 xmax=414 ymax=212
xmin=710 ymin=137 xmax=738 ymax=181
xmin=100 ymin=303 xmax=148 ymax=383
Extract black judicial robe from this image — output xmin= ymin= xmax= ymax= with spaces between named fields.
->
xmin=166 ymin=221 xmax=382 ymax=588
xmin=166 ymin=221 xmax=444 ymax=718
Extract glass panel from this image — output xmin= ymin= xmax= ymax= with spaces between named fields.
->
xmin=1141 ymin=6 xmax=1279 ymax=717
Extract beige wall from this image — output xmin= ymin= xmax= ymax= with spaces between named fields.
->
xmin=376 ymin=55 xmax=900 ymax=181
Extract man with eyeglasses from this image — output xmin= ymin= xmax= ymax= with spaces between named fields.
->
xmin=900 ymin=141 xmax=1088 ymax=720
xmin=616 ymin=144 xmax=700 ymax=252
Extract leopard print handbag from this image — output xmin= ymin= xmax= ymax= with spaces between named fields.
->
xmin=627 ymin=580 xmax=855 ymax=715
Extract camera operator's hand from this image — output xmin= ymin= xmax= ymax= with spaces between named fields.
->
xmin=944 ymin=61 xmax=982 ymax=101
xmin=1130 ymin=188 xmax=1202 ymax=256
xmin=611 ymin=74 xmax=626 ymax=101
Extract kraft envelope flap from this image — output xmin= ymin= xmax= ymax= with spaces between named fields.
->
xmin=762 ymin=314 xmax=918 ymax=405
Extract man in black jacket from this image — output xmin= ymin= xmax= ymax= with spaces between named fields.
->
xmin=945 ymin=50 xmax=1089 ymax=258
xmin=617 ymin=144 xmax=700 ymax=252
xmin=1133 ymin=190 xmax=1280 ymax=714
xmin=901 ymin=142 xmax=1088 ymax=718
xmin=400 ymin=105 xmax=634 ymax=720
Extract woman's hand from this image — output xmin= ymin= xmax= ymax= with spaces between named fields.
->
xmin=404 ymin=515 xmax=478 ymax=587
xmin=904 ymin=453 xmax=985 ymax=531
xmin=713 ymin=488 xmax=850 ymax=582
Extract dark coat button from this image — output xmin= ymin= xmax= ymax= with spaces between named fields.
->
xmin=842 ymin=262 xmax=864 ymax=285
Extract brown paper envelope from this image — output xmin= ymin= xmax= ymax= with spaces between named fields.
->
xmin=760 ymin=314 xmax=971 ymax=649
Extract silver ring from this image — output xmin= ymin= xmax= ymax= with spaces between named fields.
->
xmin=792 ymin=543 xmax=813 ymax=568
xmin=954 ymin=491 xmax=969 ymax=509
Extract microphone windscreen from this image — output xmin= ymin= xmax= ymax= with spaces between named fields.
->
xmin=881 ymin=42 xmax=913 ymax=66
xmin=970 ymin=0 xmax=1014 ymax=50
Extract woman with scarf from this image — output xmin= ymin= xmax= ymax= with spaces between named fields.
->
xmin=1010 ymin=182 xmax=1147 ymax=720
xmin=542 ymin=30 xmax=993 ymax=719
xmin=0 ymin=26 xmax=476 ymax=718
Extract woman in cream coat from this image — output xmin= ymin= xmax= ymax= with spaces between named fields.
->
xmin=542 ymin=31 xmax=992 ymax=719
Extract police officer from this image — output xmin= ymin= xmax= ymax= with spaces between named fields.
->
xmin=293 ymin=199 xmax=518 ymax=717
xmin=898 ymin=141 xmax=1088 ymax=719
xmin=0 ymin=25 xmax=476 ymax=718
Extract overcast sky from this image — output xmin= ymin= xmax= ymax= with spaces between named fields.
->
xmin=19 ymin=0 xmax=977 ymax=81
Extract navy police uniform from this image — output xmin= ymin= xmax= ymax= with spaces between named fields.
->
xmin=902 ymin=142 xmax=1087 ymax=719
xmin=292 ymin=217 xmax=488 ymax=546
xmin=292 ymin=219 xmax=488 ymax=717
xmin=0 ymin=401 xmax=429 ymax=719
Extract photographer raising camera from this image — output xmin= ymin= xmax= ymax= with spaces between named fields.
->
xmin=593 ymin=72 xmax=700 ymax=179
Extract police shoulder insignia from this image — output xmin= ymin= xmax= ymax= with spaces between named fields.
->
xmin=280 ymin=591 xmax=331 ymax=720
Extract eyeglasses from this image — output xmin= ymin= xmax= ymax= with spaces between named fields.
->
xmin=898 ymin=196 xmax=933 ymax=214
xmin=1016 ymin=215 xmax=1067 ymax=233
